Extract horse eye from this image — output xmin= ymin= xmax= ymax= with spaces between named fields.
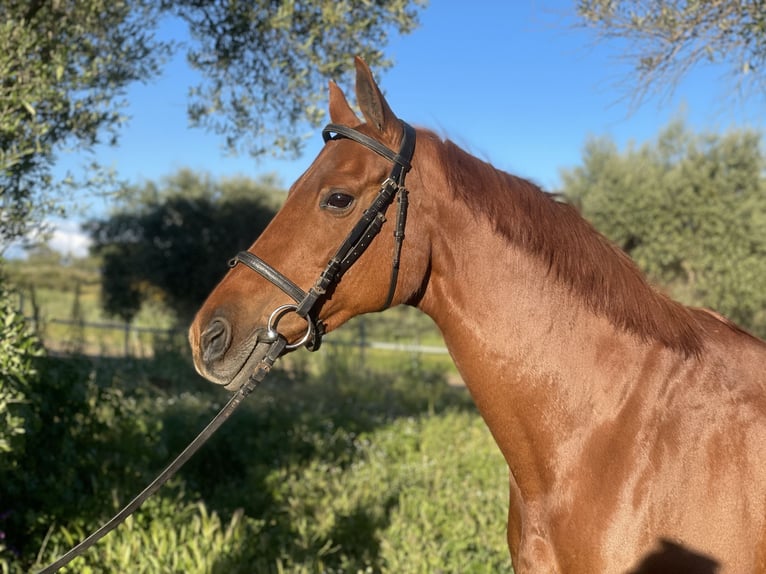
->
xmin=322 ymin=192 xmax=355 ymax=211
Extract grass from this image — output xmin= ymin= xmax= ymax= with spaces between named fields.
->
xmin=6 ymin=257 xmax=177 ymax=356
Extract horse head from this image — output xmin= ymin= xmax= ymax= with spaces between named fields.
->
xmin=189 ymin=58 xmax=430 ymax=391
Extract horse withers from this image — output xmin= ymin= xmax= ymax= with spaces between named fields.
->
xmin=189 ymin=58 xmax=766 ymax=573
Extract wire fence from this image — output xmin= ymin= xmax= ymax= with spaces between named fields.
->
xmin=14 ymin=284 xmax=456 ymax=380
xmin=24 ymin=315 xmax=450 ymax=360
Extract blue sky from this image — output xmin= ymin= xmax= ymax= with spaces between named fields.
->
xmin=42 ymin=1 xmax=766 ymax=256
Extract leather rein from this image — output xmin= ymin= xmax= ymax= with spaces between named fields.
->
xmin=37 ymin=120 xmax=415 ymax=572
xmin=36 ymin=341 xmax=286 ymax=574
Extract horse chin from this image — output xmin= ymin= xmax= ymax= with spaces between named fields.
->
xmin=221 ymin=338 xmax=275 ymax=393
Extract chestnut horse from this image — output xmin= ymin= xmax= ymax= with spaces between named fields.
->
xmin=190 ymin=58 xmax=766 ymax=573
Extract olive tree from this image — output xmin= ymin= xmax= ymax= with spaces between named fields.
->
xmin=1 ymin=0 xmax=426 ymax=250
xmin=561 ymin=120 xmax=766 ymax=334
xmin=87 ymin=170 xmax=282 ymax=324
xmin=575 ymin=0 xmax=766 ymax=105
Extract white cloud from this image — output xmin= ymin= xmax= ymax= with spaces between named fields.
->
xmin=3 ymin=219 xmax=92 ymax=259
xmin=47 ymin=220 xmax=91 ymax=258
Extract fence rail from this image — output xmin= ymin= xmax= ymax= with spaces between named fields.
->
xmin=42 ymin=317 xmax=179 ymax=335
xmin=25 ymin=315 xmax=450 ymax=359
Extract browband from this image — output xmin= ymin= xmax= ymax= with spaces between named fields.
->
xmin=323 ymin=122 xmax=415 ymax=185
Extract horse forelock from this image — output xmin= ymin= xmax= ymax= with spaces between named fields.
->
xmin=425 ymin=132 xmax=705 ymax=357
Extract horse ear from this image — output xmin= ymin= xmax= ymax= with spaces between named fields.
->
xmin=329 ymin=80 xmax=359 ymax=126
xmin=354 ymin=56 xmax=398 ymax=134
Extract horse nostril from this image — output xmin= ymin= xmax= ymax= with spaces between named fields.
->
xmin=201 ymin=317 xmax=232 ymax=364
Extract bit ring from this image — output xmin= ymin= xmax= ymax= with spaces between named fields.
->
xmin=266 ymin=304 xmax=313 ymax=350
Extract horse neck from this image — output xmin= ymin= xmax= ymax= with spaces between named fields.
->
xmin=420 ymin=236 xmax=583 ymax=481
xmin=413 ymin=169 xmax=658 ymax=498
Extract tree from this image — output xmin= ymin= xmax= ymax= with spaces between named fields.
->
xmin=561 ymin=120 xmax=766 ymax=335
xmin=86 ymin=170 xmax=282 ymax=324
xmin=0 ymin=0 xmax=426 ymax=251
xmin=0 ymin=0 xmax=169 ymax=250
xmin=575 ymin=0 xmax=766 ymax=104
xmin=170 ymin=0 xmax=427 ymax=157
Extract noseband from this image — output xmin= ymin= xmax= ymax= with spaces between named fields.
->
xmin=229 ymin=120 xmax=416 ymax=351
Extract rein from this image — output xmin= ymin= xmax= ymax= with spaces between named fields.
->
xmin=230 ymin=120 xmax=416 ymax=351
xmin=36 ymin=120 xmax=415 ymax=572
xmin=36 ymin=338 xmax=286 ymax=574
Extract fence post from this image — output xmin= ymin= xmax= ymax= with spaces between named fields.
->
xmin=124 ymin=322 xmax=130 ymax=357
xmin=359 ymin=316 xmax=367 ymax=369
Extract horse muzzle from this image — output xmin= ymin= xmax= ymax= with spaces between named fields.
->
xmin=193 ymin=304 xmax=317 ymax=391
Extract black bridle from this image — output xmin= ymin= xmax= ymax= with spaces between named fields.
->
xmin=229 ymin=120 xmax=416 ymax=351
xmin=36 ymin=120 xmax=415 ymax=573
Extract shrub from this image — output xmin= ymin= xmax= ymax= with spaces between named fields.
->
xmin=240 ymin=410 xmax=513 ymax=573
xmin=0 ymin=356 xmax=166 ymax=571
xmin=11 ymin=345 xmax=513 ymax=573
xmin=0 ymin=277 xmax=45 ymax=566
xmin=32 ymin=412 xmax=511 ymax=574
xmin=37 ymin=496 xmax=249 ymax=574
xmin=0 ymin=278 xmax=43 ymax=456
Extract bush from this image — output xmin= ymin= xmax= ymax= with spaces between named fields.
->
xmin=0 ymin=279 xmax=43 ymax=452
xmin=239 ymin=411 xmax=512 ymax=573
xmin=32 ymin=412 xmax=511 ymax=574
xmin=0 ymin=277 xmax=45 ymax=565
xmin=39 ymin=496 xmax=249 ymax=574
xmin=7 ymin=346 xmax=512 ymax=573
xmin=0 ymin=356 xmax=168 ymax=570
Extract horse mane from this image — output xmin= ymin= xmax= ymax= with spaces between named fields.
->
xmin=430 ymin=132 xmax=705 ymax=356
